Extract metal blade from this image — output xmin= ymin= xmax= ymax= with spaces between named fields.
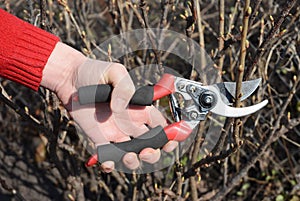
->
xmin=215 ymin=78 xmax=261 ymax=104
xmin=208 ymin=86 xmax=268 ymax=117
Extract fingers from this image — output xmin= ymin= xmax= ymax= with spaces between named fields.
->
xmin=100 ymin=143 xmax=176 ymax=173
xmin=122 ymin=152 xmax=140 ymax=170
xmin=76 ymin=60 xmax=135 ymax=114
xmin=130 ymin=106 xmax=169 ymax=164
xmin=101 ymin=150 xmax=158 ymax=173
xmin=104 ymin=63 xmax=135 ymax=113
xmin=81 ymin=103 xmax=176 ymax=171
xmin=139 ymin=148 xmax=161 ymax=163
xmin=118 ymin=106 xmax=173 ymax=167
xmin=163 ymin=140 xmax=178 ymax=152
xmin=101 ymin=161 xmax=115 ymax=173
xmin=75 ymin=59 xmax=108 ymax=88
xmin=145 ymin=105 xmax=168 ymax=128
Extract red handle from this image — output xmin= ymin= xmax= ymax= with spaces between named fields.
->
xmin=164 ymin=120 xmax=193 ymax=141
xmin=153 ymin=74 xmax=175 ymax=101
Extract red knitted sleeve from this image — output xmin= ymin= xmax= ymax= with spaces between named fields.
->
xmin=0 ymin=9 xmax=59 ymax=91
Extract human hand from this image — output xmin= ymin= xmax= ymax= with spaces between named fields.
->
xmin=41 ymin=42 xmax=178 ymax=172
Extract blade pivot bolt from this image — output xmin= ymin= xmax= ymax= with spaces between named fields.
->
xmin=199 ymin=91 xmax=216 ymax=109
xmin=204 ymin=95 xmax=213 ymax=104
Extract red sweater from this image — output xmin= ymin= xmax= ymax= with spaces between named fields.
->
xmin=0 ymin=9 xmax=59 ymax=90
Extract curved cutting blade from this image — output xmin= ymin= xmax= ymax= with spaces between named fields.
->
xmin=208 ymin=86 xmax=268 ymax=117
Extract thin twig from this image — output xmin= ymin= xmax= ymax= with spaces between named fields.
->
xmin=175 ymin=163 xmax=183 ymax=199
xmin=99 ymin=179 xmax=115 ymax=200
xmin=159 ymin=0 xmax=170 ymax=29
xmin=235 ymin=0 xmax=251 ymax=107
xmin=67 ymin=176 xmax=85 ymax=201
xmin=131 ymin=173 xmax=138 ymax=201
xmin=249 ymin=0 xmax=263 ymax=28
xmin=139 ymin=0 xmax=162 ymax=68
xmin=185 ymin=0 xmax=196 ymax=80
xmin=232 ymin=0 xmax=251 ymax=170
xmin=226 ymin=0 xmax=240 ymax=40
xmin=214 ymin=0 xmax=262 ymax=63
xmin=183 ymin=144 xmax=239 ymax=178
xmin=217 ymin=0 xmax=225 ymax=72
xmin=189 ymin=121 xmax=205 ymax=200
xmin=195 ymin=0 xmax=207 ymax=83
xmin=39 ymin=0 xmax=48 ymax=30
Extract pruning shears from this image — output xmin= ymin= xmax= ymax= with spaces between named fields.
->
xmin=77 ymin=74 xmax=268 ymax=166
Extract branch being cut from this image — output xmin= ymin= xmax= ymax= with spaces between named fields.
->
xmin=233 ymin=0 xmax=251 ymax=154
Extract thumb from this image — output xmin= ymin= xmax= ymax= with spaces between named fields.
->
xmin=104 ymin=63 xmax=135 ymax=113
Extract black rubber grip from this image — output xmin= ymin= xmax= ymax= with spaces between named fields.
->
xmin=97 ymin=126 xmax=169 ymax=163
xmin=78 ymin=85 xmax=154 ymax=106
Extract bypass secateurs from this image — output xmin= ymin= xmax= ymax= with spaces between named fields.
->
xmin=76 ymin=74 xmax=268 ymax=166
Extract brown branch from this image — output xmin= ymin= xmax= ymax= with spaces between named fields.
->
xmin=189 ymin=121 xmax=205 ymax=200
xmin=128 ymin=2 xmax=145 ymax=28
xmin=183 ymin=144 xmax=239 ymax=178
xmin=232 ymin=0 xmax=251 ymax=160
xmin=194 ymin=0 xmax=208 ymax=84
xmin=131 ymin=173 xmax=138 ymax=201
xmin=185 ymin=2 xmax=201 ymax=200
xmin=217 ymin=0 xmax=225 ymax=71
xmin=183 ymin=1 xmax=255 ymax=173
xmin=67 ymin=176 xmax=85 ymax=201
xmin=210 ymin=118 xmax=234 ymax=155
xmin=159 ymin=0 xmax=171 ymax=29
xmin=175 ymin=162 xmax=183 ymax=199
xmin=225 ymin=0 xmax=240 ymax=40
xmin=0 ymin=86 xmax=46 ymax=133
xmin=139 ymin=0 xmax=163 ymax=72
xmin=185 ymin=0 xmax=196 ymax=80
xmin=39 ymin=0 xmax=47 ymax=30
xmin=117 ymin=0 xmax=127 ymax=32
xmin=98 ymin=179 xmax=115 ymax=200
xmin=249 ymin=0 xmax=263 ymax=28
xmin=245 ymin=0 xmax=297 ymax=79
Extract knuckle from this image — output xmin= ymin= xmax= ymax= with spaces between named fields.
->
xmin=111 ymin=63 xmax=127 ymax=73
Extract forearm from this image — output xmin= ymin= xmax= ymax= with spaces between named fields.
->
xmin=0 ymin=9 xmax=59 ymax=90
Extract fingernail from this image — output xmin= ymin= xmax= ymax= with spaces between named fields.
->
xmin=102 ymin=161 xmax=115 ymax=173
xmin=140 ymin=149 xmax=160 ymax=164
xmin=123 ymin=154 xmax=139 ymax=170
xmin=124 ymin=154 xmax=135 ymax=164
xmin=139 ymin=152 xmax=152 ymax=161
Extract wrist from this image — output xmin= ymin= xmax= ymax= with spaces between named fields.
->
xmin=41 ymin=42 xmax=87 ymax=104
